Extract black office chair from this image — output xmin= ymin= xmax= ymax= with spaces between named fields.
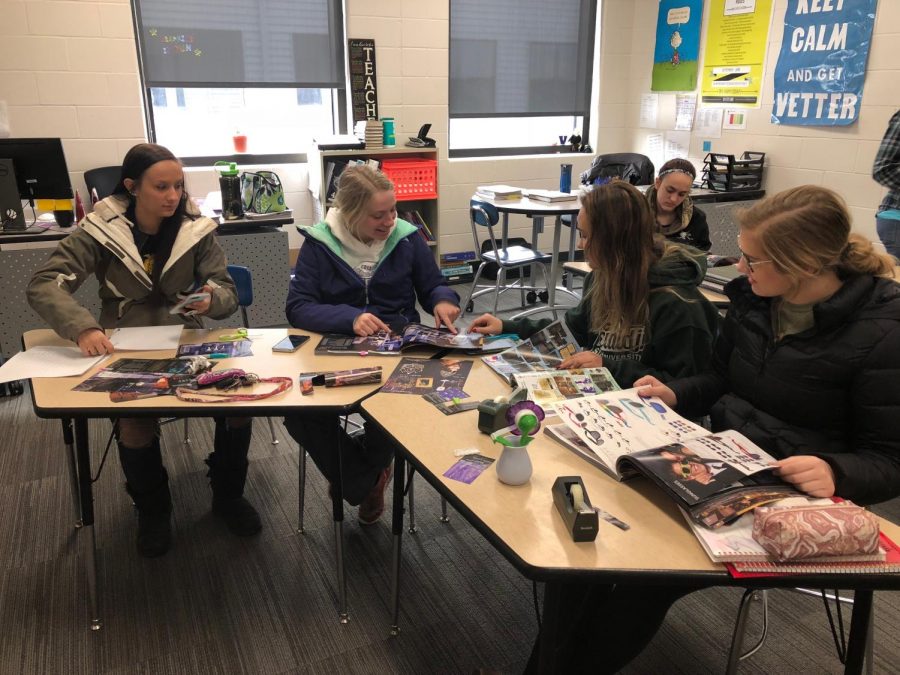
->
xmin=461 ymin=200 xmax=552 ymax=315
xmin=579 ymin=152 xmax=655 ymax=187
xmin=84 ymin=166 xmax=121 ymax=204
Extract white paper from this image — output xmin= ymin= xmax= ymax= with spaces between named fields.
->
xmin=674 ymin=94 xmax=697 ymax=131
xmin=723 ymin=110 xmax=748 ymax=130
xmin=664 ymin=131 xmax=691 ymax=162
xmin=639 ymin=93 xmax=659 ymax=129
xmin=694 ymin=108 xmax=724 ymax=139
xmin=110 ymin=325 xmax=183 ymax=351
xmin=0 ymin=347 xmax=105 ymax=383
xmin=646 ymin=133 xmax=664 ymax=172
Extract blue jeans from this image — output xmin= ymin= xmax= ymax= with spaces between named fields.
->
xmin=876 ymin=214 xmax=900 ymax=259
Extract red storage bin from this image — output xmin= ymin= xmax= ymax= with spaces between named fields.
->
xmin=380 ymin=158 xmax=438 ymax=200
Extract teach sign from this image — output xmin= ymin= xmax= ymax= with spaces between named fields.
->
xmin=771 ymin=0 xmax=877 ymax=126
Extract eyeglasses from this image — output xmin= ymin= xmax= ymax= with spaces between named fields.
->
xmin=738 ymin=250 xmax=773 ymax=273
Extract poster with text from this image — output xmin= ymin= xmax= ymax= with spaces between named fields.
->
xmin=348 ymin=38 xmax=378 ymax=124
xmin=771 ymin=0 xmax=876 ymax=126
xmin=700 ymin=0 xmax=774 ymax=107
xmin=651 ymin=0 xmax=703 ymax=91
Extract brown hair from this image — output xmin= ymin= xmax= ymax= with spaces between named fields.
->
xmin=582 ymin=181 xmax=676 ymax=340
xmin=656 ymin=157 xmax=697 ymax=181
xmin=739 ymin=186 xmax=896 ymax=285
xmin=333 ymin=164 xmax=395 ymax=239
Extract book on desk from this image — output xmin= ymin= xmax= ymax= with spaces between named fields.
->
xmin=475 ymin=185 xmax=523 ymax=201
xmin=524 ymin=189 xmax=578 ymax=203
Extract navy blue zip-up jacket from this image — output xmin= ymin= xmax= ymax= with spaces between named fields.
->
xmin=286 ymin=218 xmax=459 ymax=335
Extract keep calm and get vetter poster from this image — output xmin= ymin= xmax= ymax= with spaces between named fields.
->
xmin=651 ymin=0 xmax=703 ymax=91
xmin=700 ymin=0 xmax=774 ymax=107
xmin=771 ymin=0 xmax=877 ymax=126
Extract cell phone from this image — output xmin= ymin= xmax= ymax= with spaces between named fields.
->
xmin=168 ymin=291 xmax=211 ymax=315
xmin=272 ymin=334 xmax=309 ymax=353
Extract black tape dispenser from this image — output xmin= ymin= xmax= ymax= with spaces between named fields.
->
xmin=552 ymin=476 xmax=599 ymax=542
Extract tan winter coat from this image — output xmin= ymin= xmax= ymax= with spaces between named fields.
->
xmin=27 ymin=195 xmax=238 ymax=342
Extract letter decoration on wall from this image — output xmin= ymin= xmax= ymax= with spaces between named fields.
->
xmin=348 ymin=38 xmax=378 ymax=125
xmin=771 ymin=0 xmax=877 ymax=126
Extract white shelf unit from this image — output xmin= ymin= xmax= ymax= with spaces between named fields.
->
xmin=307 ymin=146 xmax=439 ymax=254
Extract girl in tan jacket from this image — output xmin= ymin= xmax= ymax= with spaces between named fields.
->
xmin=28 ymin=143 xmax=261 ymax=557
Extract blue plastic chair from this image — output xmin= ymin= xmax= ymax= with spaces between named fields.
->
xmin=179 ymin=265 xmax=278 ymax=447
xmin=461 ymin=200 xmax=552 ymax=315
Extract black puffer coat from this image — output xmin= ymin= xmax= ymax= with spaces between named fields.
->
xmin=671 ymin=274 xmax=900 ymax=505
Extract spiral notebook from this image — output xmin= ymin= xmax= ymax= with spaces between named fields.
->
xmin=680 ymin=502 xmax=890 ymax=565
xmin=727 ymin=532 xmax=900 ymax=577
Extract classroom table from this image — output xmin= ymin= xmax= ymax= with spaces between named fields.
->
xmin=470 ymin=193 xmax=583 ymax=319
xmin=25 ymin=327 xmax=386 ymax=629
xmin=360 ymin=358 xmax=900 ymax=675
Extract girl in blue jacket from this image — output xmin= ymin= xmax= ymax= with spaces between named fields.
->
xmin=284 ymin=165 xmax=459 ymax=523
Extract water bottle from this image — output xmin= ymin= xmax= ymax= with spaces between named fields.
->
xmin=382 ymin=117 xmax=396 ymax=147
xmin=215 ymin=161 xmax=243 ymax=220
xmin=559 ymin=163 xmax=573 ymax=193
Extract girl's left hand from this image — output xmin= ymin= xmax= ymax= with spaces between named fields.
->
xmin=185 ymin=285 xmax=213 ymax=315
xmin=772 ymin=455 xmax=836 ymax=498
xmin=559 ymin=350 xmax=603 ymax=370
xmin=434 ymin=302 xmax=460 ymax=333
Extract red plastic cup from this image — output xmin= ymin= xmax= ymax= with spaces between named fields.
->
xmin=232 ymin=135 xmax=248 ymax=153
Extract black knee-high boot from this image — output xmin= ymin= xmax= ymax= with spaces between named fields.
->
xmin=117 ymin=438 xmax=172 ymax=557
xmin=206 ymin=419 xmax=262 ymax=536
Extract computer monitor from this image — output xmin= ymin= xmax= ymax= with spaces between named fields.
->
xmin=0 ymin=137 xmax=73 ymax=201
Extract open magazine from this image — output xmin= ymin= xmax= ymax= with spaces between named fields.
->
xmin=482 ymin=320 xmax=580 ymax=383
xmin=545 ymin=389 xmax=798 ymax=527
xmin=315 ymin=323 xmax=484 ymax=355
xmin=511 ymin=367 xmax=620 ymax=405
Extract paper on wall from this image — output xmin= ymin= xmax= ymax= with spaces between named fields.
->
xmin=694 ymin=108 xmax=724 ymax=138
xmin=674 ymin=94 xmax=697 ymax=131
xmin=640 ymin=93 xmax=659 ymax=129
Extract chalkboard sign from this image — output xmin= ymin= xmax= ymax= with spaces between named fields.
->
xmin=348 ymin=38 xmax=378 ymax=124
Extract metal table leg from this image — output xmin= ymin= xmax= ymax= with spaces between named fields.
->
xmin=297 ymin=448 xmax=307 ymax=534
xmin=74 ymin=418 xmax=102 ymax=631
xmin=61 ymin=418 xmax=83 ymax=528
xmin=333 ymin=424 xmax=348 ymax=624
xmin=845 ymin=590 xmax=874 ymax=675
xmin=390 ymin=450 xmax=406 ymax=637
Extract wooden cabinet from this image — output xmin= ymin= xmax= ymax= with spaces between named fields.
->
xmin=307 ymin=146 xmax=439 ymax=254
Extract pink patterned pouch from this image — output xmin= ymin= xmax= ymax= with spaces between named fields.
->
xmin=752 ymin=502 xmax=880 ymax=560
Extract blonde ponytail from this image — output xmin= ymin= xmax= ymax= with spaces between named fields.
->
xmin=839 ymin=234 xmax=897 ymax=278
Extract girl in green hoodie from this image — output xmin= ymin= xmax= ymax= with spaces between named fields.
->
xmin=470 ymin=180 xmax=720 ymax=388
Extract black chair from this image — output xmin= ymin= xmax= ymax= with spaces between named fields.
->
xmin=579 ymin=152 xmax=655 ymax=187
xmin=84 ymin=166 xmax=121 ymax=204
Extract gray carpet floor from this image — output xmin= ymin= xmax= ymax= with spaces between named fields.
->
xmin=1 ymin=276 xmax=898 ymax=674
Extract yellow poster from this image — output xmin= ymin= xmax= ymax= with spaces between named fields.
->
xmin=700 ymin=0 xmax=773 ymax=107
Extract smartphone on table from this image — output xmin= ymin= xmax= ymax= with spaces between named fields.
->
xmin=272 ymin=334 xmax=310 ymax=352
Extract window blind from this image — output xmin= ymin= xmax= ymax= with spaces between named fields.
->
xmin=449 ymin=0 xmax=595 ymax=118
xmin=133 ymin=0 xmax=345 ymax=88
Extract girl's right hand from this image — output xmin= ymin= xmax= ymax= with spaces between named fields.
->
xmin=633 ymin=375 xmax=677 ymax=407
xmin=468 ymin=313 xmax=502 ymax=335
xmin=353 ymin=312 xmax=390 ymax=336
xmin=76 ymin=328 xmax=115 ymax=357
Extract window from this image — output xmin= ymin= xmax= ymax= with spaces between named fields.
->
xmin=132 ymin=0 xmax=346 ymax=162
xmin=449 ymin=0 xmax=596 ymax=157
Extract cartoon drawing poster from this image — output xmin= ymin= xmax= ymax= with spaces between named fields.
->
xmin=700 ymin=0 xmax=774 ymax=108
xmin=651 ymin=0 xmax=703 ymax=92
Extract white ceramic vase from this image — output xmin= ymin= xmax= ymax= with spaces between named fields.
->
xmin=496 ymin=443 xmax=533 ymax=485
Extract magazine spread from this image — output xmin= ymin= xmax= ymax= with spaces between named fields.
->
xmin=315 ymin=323 xmax=484 ymax=356
xmin=482 ymin=320 xmax=580 ymax=383
xmin=511 ymin=367 xmax=620 ymax=405
xmin=547 ymin=389 xmax=798 ymax=527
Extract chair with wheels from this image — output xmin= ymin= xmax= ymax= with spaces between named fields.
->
xmin=460 ymin=200 xmax=553 ymax=315
xmin=84 ymin=166 xmax=121 ymax=204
